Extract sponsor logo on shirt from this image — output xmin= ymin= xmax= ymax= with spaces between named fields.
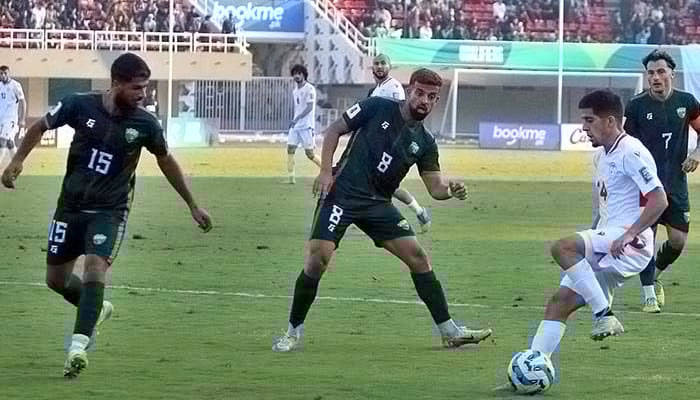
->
xmin=125 ymin=128 xmax=139 ymax=143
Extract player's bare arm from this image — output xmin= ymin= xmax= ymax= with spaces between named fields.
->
xmin=18 ymin=95 xmax=26 ymax=130
xmin=1 ymin=118 xmax=49 ymax=188
xmin=611 ymin=187 xmax=668 ymax=257
xmin=155 ymin=153 xmax=213 ymax=232
xmin=420 ymin=171 xmax=467 ymax=200
xmin=315 ymin=117 xmax=351 ymax=198
xmin=682 ymin=116 xmax=700 ymax=173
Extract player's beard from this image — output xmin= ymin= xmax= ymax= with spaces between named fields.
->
xmin=115 ymin=94 xmax=138 ymax=113
xmin=373 ymin=70 xmax=387 ymax=80
xmin=409 ymin=105 xmax=429 ymax=121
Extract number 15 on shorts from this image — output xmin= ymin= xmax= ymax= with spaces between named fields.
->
xmin=48 ymin=220 xmax=68 ymax=254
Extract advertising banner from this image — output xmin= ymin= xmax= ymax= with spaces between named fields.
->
xmin=210 ymin=0 xmax=304 ymax=39
xmin=560 ymin=123 xmax=595 ymax=151
xmin=479 ymin=122 xmax=560 ymax=150
xmin=375 ymin=39 xmax=685 ymax=72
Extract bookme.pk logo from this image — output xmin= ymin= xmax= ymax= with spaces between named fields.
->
xmin=213 ymin=1 xmax=286 ymax=25
xmin=492 ymin=125 xmax=547 ymax=146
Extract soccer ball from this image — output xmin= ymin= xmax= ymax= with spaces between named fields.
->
xmin=507 ymin=349 xmax=556 ymax=395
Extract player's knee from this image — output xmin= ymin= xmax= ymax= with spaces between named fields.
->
xmin=306 ymin=245 xmax=333 ymax=277
xmin=45 ymin=275 xmax=64 ymax=292
xmin=551 ymin=237 xmax=579 ymax=264
xmin=668 ymin=234 xmax=686 ymax=250
xmin=304 ymin=150 xmax=316 ymax=160
xmin=287 ymin=146 xmax=297 ymax=155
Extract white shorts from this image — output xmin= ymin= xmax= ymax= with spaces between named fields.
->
xmin=287 ymin=127 xmax=315 ymax=149
xmin=0 ymin=121 xmax=18 ymax=140
xmin=560 ymin=226 xmax=653 ymax=304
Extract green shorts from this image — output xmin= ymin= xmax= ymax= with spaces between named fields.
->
xmin=657 ymin=192 xmax=690 ymax=233
xmin=46 ymin=208 xmax=128 ymax=265
xmin=310 ymin=192 xmax=415 ymax=248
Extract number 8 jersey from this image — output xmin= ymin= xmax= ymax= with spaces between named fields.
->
xmin=45 ymin=93 xmax=168 ymax=211
xmin=593 ymin=134 xmax=663 ymax=228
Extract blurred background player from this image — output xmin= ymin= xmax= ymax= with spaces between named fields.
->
xmin=1 ymin=53 xmax=212 ymax=378
xmin=272 ymin=68 xmax=492 ymax=353
xmin=286 ymin=64 xmax=321 ymax=184
xmin=0 ymin=65 xmax=26 ymax=166
xmin=525 ymin=90 xmax=667 ymax=368
xmin=624 ymin=50 xmax=700 ymax=313
xmin=369 ymin=54 xmax=432 ymax=233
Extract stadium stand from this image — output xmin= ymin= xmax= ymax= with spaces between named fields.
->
xmin=334 ymin=0 xmax=700 ymax=44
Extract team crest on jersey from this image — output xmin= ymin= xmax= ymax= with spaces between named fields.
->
xmin=93 ymin=234 xmax=107 ymax=245
xmin=397 ymin=219 xmax=411 ymax=231
xmin=677 ymin=107 xmax=686 ymax=118
xmin=608 ymin=162 xmax=617 ymax=176
xmin=125 ymin=128 xmax=139 ymax=143
xmin=646 ymin=113 xmax=653 ymax=120
xmin=409 ymin=141 xmax=420 ymax=154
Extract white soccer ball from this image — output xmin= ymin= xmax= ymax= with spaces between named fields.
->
xmin=507 ymin=349 xmax=556 ymax=395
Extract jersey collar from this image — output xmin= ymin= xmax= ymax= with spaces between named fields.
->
xmin=606 ymin=133 xmax=627 ymax=155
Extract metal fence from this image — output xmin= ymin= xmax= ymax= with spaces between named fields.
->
xmin=194 ymin=77 xmax=338 ymax=133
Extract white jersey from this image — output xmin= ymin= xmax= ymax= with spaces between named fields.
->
xmin=292 ymin=82 xmax=316 ymax=129
xmin=0 ymin=79 xmax=24 ymax=124
xmin=593 ymin=133 xmax=662 ymax=229
xmin=370 ymin=76 xmax=405 ymax=100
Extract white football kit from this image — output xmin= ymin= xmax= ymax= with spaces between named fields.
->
xmin=288 ymin=82 xmax=316 ymax=149
xmin=370 ymin=76 xmax=405 ymax=100
xmin=0 ymin=78 xmax=24 ymax=140
xmin=561 ymin=134 xmax=663 ymax=303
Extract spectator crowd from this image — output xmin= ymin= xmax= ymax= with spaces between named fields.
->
xmin=344 ymin=0 xmax=700 ymax=44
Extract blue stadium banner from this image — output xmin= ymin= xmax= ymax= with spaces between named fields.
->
xmin=211 ymin=0 xmax=304 ymax=39
xmin=479 ymin=122 xmax=560 ymax=150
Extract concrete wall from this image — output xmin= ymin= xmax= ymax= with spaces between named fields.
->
xmin=1 ymin=49 xmax=252 ymax=81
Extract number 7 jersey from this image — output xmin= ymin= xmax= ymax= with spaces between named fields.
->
xmin=45 ymin=93 xmax=168 ymax=211
xmin=593 ymin=134 xmax=663 ymax=228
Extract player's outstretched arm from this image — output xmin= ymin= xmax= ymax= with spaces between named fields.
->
xmin=315 ymin=117 xmax=351 ymax=198
xmin=155 ymin=153 xmax=213 ymax=232
xmin=1 ymin=118 xmax=49 ymax=189
xmin=682 ymin=117 xmax=700 ymax=173
xmin=420 ymin=172 xmax=468 ymax=200
xmin=610 ymin=187 xmax=668 ymax=258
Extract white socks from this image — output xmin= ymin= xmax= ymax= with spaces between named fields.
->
xmin=531 ymin=320 xmax=566 ymax=358
xmin=566 ymin=259 xmax=609 ymax=315
xmin=408 ymin=199 xmax=424 ymax=215
xmin=69 ymin=334 xmax=90 ymax=352
xmin=287 ymin=322 xmax=303 ymax=337
xmin=437 ymin=319 xmax=460 ymax=337
xmin=287 ymin=154 xmax=295 ymax=178
xmin=642 ymin=285 xmax=657 ymax=300
xmin=0 ymin=147 xmax=7 ymax=165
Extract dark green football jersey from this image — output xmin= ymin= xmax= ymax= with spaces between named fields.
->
xmin=624 ymin=89 xmax=700 ymax=195
xmin=334 ymin=97 xmax=440 ymax=202
xmin=45 ymin=92 xmax=168 ymax=211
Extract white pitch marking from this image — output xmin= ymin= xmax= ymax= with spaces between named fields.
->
xmin=2 ymin=281 xmax=700 ymax=317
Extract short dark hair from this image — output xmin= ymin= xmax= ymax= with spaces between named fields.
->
xmin=578 ymin=90 xmax=623 ymax=120
xmin=0 ymin=65 xmax=8 ymax=72
xmin=642 ymin=49 xmax=676 ymax=70
xmin=111 ymin=53 xmax=151 ymax=83
xmin=409 ymin=68 xmax=442 ymax=87
xmin=290 ymin=64 xmax=308 ymax=80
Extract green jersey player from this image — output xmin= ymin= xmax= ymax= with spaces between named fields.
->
xmin=624 ymin=50 xmax=700 ymax=313
xmin=271 ymin=68 xmax=492 ymax=352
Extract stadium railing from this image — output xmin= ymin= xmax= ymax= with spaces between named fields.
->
xmin=0 ymin=29 xmax=249 ymax=54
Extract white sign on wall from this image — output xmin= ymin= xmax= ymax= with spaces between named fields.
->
xmin=560 ymin=124 xmax=595 ymax=151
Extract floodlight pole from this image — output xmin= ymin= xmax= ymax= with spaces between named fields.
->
xmin=167 ymin=0 xmax=174 ymax=131
xmin=451 ymin=67 xmax=458 ymax=139
xmin=557 ymin=0 xmax=564 ymax=125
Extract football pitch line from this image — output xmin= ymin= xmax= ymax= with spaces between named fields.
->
xmin=3 ymin=280 xmax=700 ymax=318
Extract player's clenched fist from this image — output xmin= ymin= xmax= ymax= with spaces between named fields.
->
xmin=449 ymin=180 xmax=468 ymax=200
xmin=1 ymin=161 xmax=22 ymax=189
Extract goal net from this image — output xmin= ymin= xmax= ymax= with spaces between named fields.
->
xmin=439 ymin=68 xmax=644 ymax=141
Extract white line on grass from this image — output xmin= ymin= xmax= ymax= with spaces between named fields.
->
xmin=3 ymin=280 xmax=700 ymax=318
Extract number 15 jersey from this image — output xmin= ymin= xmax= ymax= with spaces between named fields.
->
xmin=46 ymin=93 xmax=168 ymax=211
